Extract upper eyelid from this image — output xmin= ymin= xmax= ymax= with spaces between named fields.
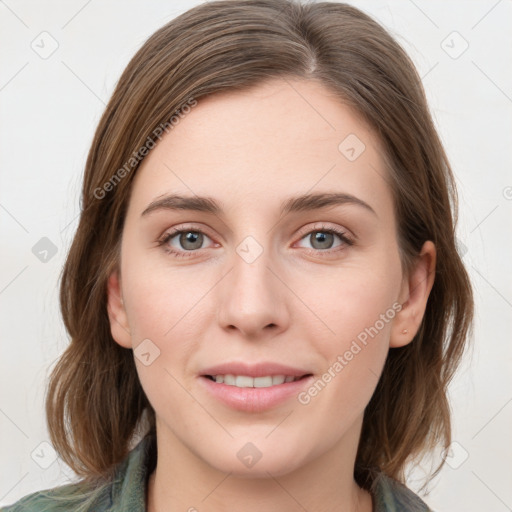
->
xmin=165 ymin=223 xmax=215 ymax=238
xmin=295 ymin=222 xmax=349 ymax=236
xmin=162 ymin=222 xmax=352 ymax=247
xmin=163 ymin=222 xmax=347 ymax=236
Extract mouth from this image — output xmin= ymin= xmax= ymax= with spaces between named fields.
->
xmin=198 ymin=361 xmax=314 ymax=411
xmin=202 ymin=374 xmax=313 ymax=388
xmin=199 ymin=371 xmax=315 ymax=412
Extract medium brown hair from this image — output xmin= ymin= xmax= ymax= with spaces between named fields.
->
xmin=46 ymin=0 xmax=473 ymax=493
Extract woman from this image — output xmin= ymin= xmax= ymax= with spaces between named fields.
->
xmin=2 ymin=0 xmax=473 ymax=511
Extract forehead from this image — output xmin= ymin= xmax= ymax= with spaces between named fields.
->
xmin=128 ymin=78 xmax=393 ymax=219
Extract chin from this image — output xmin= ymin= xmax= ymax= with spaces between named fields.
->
xmin=203 ymin=443 xmax=308 ymax=479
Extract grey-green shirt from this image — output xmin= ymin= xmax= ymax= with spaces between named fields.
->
xmin=2 ymin=435 xmax=431 ymax=511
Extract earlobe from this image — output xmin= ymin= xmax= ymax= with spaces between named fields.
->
xmin=390 ymin=241 xmax=436 ymax=348
xmin=106 ymin=270 xmax=132 ymax=349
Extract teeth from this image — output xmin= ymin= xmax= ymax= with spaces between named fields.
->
xmin=224 ymin=374 xmax=236 ymax=385
xmin=270 ymin=375 xmax=285 ymax=386
xmin=210 ymin=374 xmax=301 ymax=388
xmin=254 ymin=376 xmax=273 ymax=387
xmin=236 ymin=375 xmax=254 ymax=388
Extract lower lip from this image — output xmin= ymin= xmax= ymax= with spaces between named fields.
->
xmin=198 ymin=375 xmax=314 ymax=413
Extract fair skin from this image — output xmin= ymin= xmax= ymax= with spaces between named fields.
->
xmin=107 ymin=78 xmax=436 ymax=512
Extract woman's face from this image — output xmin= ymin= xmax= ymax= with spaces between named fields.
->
xmin=108 ymin=78 xmax=433 ymax=477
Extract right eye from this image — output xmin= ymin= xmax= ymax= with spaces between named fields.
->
xmin=157 ymin=227 xmax=217 ymax=258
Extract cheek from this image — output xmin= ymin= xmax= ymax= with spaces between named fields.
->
xmin=292 ymin=259 xmax=401 ymax=403
xmin=123 ymin=264 xmax=205 ymax=419
xmin=119 ymin=255 xmax=208 ymax=402
xmin=296 ymin=286 xmax=394 ymax=435
xmin=121 ymin=249 xmax=211 ymax=339
xmin=297 ymin=257 xmax=401 ymax=343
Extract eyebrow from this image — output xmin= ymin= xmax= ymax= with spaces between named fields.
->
xmin=140 ymin=192 xmax=377 ymax=218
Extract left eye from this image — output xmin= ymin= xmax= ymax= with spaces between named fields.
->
xmin=296 ymin=229 xmax=348 ymax=251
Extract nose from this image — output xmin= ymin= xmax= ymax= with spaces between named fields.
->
xmin=216 ymin=244 xmax=290 ymax=340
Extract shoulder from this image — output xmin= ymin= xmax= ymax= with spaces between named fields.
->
xmin=0 ymin=480 xmax=112 ymax=512
xmin=372 ymin=473 xmax=432 ymax=512
xmin=1 ymin=434 xmax=155 ymax=512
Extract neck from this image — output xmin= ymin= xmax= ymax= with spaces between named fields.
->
xmin=146 ymin=418 xmax=373 ymax=512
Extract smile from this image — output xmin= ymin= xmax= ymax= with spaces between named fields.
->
xmin=204 ymin=374 xmax=308 ymax=387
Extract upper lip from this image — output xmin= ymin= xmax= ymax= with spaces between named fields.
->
xmin=200 ymin=361 xmax=312 ymax=378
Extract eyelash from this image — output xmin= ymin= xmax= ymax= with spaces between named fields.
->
xmin=157 ymin=223 xmax=354 ymax=259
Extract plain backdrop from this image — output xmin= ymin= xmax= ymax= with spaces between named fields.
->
xmin=1 ymin=1 xmax=511 ymax=510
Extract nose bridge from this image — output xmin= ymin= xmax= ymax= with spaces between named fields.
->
xmin=233 ymin=240 xmax=273 ymax=297
xmin=216 ymin=232 xmax=288 ymax=337
xmin=230 ymin=237 xmax=278 ymax=310
xmin=228 ymin=215 xmax=276 ymax=292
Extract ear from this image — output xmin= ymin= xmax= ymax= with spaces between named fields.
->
xmin=390 ymin=240 xmax=436 ymax=348
xmin=106 ymin=270 xmax=132 ymax=349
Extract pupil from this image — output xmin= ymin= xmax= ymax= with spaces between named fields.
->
xmin=312 ymin=231 xmax=333 ymax=249
xmin=180 ymin=232 xmax=202 ymax=250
